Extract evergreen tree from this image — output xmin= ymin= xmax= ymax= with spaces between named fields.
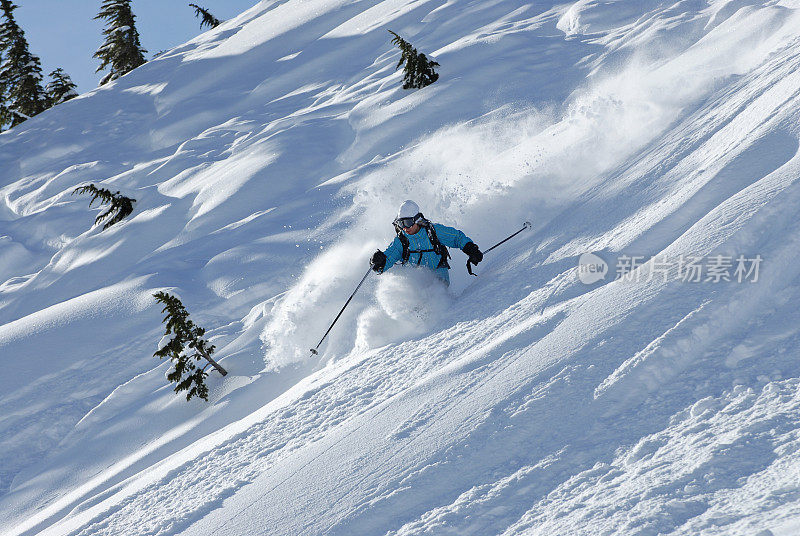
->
xmin=0 ymin=12 xmax=8 ymax=132
xmin=388 ymin=30 xmax=439 ymax=89
xmin=189 ymin=4 xmax=221 ymax=29
xmin=153 ymin=292 xmax=227 ymax=402
xmin=46 ymin=68 xmax=78 ymax=106
xmin=72 ymin=184 xmax=136 ymax=230
xmin=93 ymin=0 xmax=147 ymax=85
xmin=0 ymin=0 xmax=49 ymax=130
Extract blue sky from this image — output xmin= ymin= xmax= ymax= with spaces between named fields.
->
xmin=15 ymin=1 xmax=259 ymax=92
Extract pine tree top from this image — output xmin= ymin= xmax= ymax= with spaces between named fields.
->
xmin=0 ymin=0 xmax=17 ymax=19
xmin=388 ymin=30 xmax=414 ymax=64
xmin=388 ymin=30 xmax=440 ymax=90
xmin=0 ymin=0 xmax=49 ymax=128
xmin=189 ymin=4 xmax=221 ymax=29
xmin=46 ymin=68 xmax=78 ymax=105
xmin=73 ymin=184 xmax=115 ymax=206
xmin=93 ymin=0 xmax=147 ymax=85
xmin=152 ymin=291 xmax=216 ymax=361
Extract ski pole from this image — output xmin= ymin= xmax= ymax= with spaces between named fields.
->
xmin=310 ymin=267 xmax=372 ymax=355
xmin=467 ymin=221 xmax=532 ymax=276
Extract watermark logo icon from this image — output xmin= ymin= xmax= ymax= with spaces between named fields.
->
xmin=578 ymin=252 xmax=608 ymax=284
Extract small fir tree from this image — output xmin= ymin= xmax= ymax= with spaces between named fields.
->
xmin=388 ymin=30 xmax=439 ymax=89
xmin=46 ymin=68 xmax=78 ymax=106
xmin=72 ymin=184 xmax=136 ymax=230
xmin=93 ymin=0 xmax=147 ymax=85
xmin=153 ymin=292 xmax=228 ymax=402
xmin=189 ymin=4 xmax=221 ymax=29
xmin=0 ymin=0 xmax=49 ymax=129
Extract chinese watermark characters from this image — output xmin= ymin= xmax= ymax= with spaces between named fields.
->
xmin=578 ymin=253 xmax=762 ymax=284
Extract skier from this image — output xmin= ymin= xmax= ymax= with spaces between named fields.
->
xmin=370 ymin=200 xmax=483 ymax=285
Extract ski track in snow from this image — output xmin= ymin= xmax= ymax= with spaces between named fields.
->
xmin=2 ymin=0 xmax=800 ymax=535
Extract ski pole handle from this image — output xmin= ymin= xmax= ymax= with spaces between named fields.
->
xmin=467 ymin=221 xmax=531 ymax=276
xmin=310 ymin=267 xmax=371 ymax=355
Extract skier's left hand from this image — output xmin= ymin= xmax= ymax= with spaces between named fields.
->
xmin=462 ymin=242 xmax=483 ymax=264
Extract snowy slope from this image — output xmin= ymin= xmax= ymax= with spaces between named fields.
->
xmin=2 ymin=0 xmax=800 ymax=534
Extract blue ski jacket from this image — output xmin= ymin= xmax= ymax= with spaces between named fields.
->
xmin=381 ymin=223 xmax=473 ymax=284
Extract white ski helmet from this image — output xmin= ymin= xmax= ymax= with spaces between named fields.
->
xmin=397 ymin=200 xmax=421 ymax=220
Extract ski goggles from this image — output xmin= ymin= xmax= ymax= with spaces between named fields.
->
xmin=394 ymin=213 xmax=421 ymax=229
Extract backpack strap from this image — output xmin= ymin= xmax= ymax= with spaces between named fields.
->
xmin=394 ymin=223 xmax=411 ymax=264
xmin=419 ymin=219 xmax=451 ymax=269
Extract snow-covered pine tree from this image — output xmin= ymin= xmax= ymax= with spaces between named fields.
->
xmin=0 ymin=0 xmax=49 ymax=130
xmin=189 ymin=4 xmax=221 ymax=29
xmin=93 ymin=0 xmax=147 ymax=85
xmin=46 ymin=68 xmax=78 ymax=106
xmin=388 ymin=30 xmax=439 ymax=89
xmin=153 ymin=292 xmax=228 ymax=402
xmin=72 ymin=184 xmax=136 ymax=230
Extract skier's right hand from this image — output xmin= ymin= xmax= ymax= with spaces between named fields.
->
xmin=370 ymin=250 xmax=387 ymax=273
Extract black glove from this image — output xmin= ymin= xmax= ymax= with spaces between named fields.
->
xmin=462 ymin=242 xmax=483 ymax=264
xmin=370 ymin=250 xmax=387 ymax=273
